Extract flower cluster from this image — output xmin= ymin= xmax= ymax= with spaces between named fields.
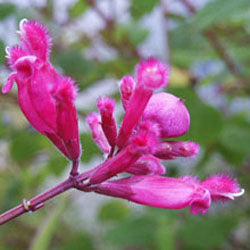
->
xmin=3 ymin=20 xmax=244 ymax=215
xmin=86 ymin=58 xmax=244 ymax=215
xmin=3 ymin=19 xmax=81 ymax=167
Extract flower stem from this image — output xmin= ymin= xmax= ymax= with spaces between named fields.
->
xmin=0 ymin=177 xmax=74 ymax=225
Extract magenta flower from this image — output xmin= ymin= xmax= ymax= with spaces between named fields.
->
xmin=116 ymin=58 xmax=169 ymax=149
xmin=85 ymin=56 xmax=244 ymax=214
xmin=86 ymin=112 xmax=111 ymax=154
xmin=93 ymin=174 xmax=244 ymax=215
xmin=142 ymin=92 xmax=190 ymax=139
xmin=0 ymin=19 xmax=245 ymax=226
xmin=2 ymin=19 xmax=81 ymax=162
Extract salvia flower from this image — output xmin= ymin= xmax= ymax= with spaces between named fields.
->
xmin=93 ymin=175 xmax=244 ymax=215
xmin=4 ymin=19 xmax=243 ymax=216
xmin=116 ymin=58 xmax=169 ymax=149
xmin=3 ymin=19 xmax=81 ymax=161
xmin=85 ymin=55 xmax=243 ymax=214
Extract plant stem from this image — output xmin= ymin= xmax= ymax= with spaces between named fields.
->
xmin=0 ymin=158 xmax=108 ymax=226
xmin=0 ymin=177 xmax=74 ymax=225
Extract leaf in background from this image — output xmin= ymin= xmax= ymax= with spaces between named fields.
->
xmin=169 ymin=87 xmax=224 ymax=146
xmin=29 ymin=196 xmax=68 ymax=250
xmin=193 ymin=0 xmax=250 ymax=30
xmin=105 ymin=215 xmax=156 ymax=248
xmin=180 ymin=215 xmax=238 ymax=250
xmin=113 ymin=23 xmax=149 ymax=46
xmin=80 ymin=133 xmax=100 ymax=163
xmin=69 ymin=0 xmax=88 ymax=18
xmin=60 ymin=233 xmax=94 ymax=250
xmin=53 ymin=50 xmax=98 ymax=89
xmin=9 ymin=130 xmax=48 ymax=165
xmin=0 ymin=40 xmax=5 ymax=65
xmin=218 ymin=117 xmax=250 ymax=164
xmin=154 ymin=215 xmax=176 ymax=250
xmin=1 ymin=178 xmax=22 ymax=211
xmin=98 ymin=200 xmax=131 ymax=222
xmin=130 ymin=0 xmax=159 ymax=19
xmin=45 ymin=151 xmax=69 ymax=176
xmin=0 ymin=3 xmax=16 ymax=20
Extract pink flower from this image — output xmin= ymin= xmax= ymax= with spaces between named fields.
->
xmin=117 ymin=58 xmax=169 ymax=149
xmin=2 ymin=19 xmax=81 ymax=161
xmin=201 ymin=175 xmax=244 ymax=201
xmin=142 ymin=93 xmax=190 ymax=139
xmin=94 ymin=175 xmax=211 ymax=215
xmin=89 ymin=121 xmax=160 ymax=184
xmin=93 ymin=174 xmax=244 ymax=215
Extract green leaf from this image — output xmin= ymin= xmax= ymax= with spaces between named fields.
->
xmin=169 ymin=87 xmax=224 ymax=145
xmin=105 ymin=215 xmax=156 ymax=247
xmin=0 ymin=3 xmax=16 ymax=20
xmin=98 ymin=200 xmax=131 ymax=222
xmin=154 ymin=215 xmax=176 ymax=250
xmin=60 ymin=233 xmax=94 ymax=250
xmin=69 ymin=0 xmax=88 ymax=18
xmin=193 ymin=0 xmax=250 ymax=30
xmin=0 ymin=40 xmax=5 ymax=65
xmin=80 ymin=133 xmax=100 ymax=163
xmin=180 ymin=215 xmax=238 ymax=249
xmin=9 ymin=130 xmax=47 ymax=164
xmin=45 ymin=151 xmax=69 ymax=176
xmin=131 ymin=0 xmax=159 ymax=19
xmin=1 ymin=179 xmax=22 ymax=211
xmin=30 ymin=196 xmax=68 ymax=250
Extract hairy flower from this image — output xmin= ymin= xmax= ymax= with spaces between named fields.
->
xmin=3 ymin=19 xmax=81 ymax=161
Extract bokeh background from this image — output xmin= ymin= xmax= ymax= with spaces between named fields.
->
xmin=0 ymin=0 xmax=250 ymax=249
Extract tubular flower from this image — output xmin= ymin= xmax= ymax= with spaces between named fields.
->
xmin=116 ymin=58 xmax=169 ymax=149
xmin=2 ymin=19 xmax=243 ymax=217
xmin=85 ymin=56 xmax=243 ymax=214
xmin=2 ymin=19 xmax=81 ymax=161
xmin=93 ymin=175 xmax=244 ymax=215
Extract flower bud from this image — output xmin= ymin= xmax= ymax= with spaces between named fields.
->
xmin=126 ymin=155 xmax=166 ymax=175
xmin=142 ymin=93 xmax=190 ymax=138
xmin=86 ymin=112 xmax=111 ymax=154
xmin=136 ymin=57 xmax=169 ymax=89
xmin=97 ymin=97 xmax=117 ymax=147
xmin=119 ymin=75 xmax=135 ymax=110
xmin=154 ymin=141 xmax=200 ymax=160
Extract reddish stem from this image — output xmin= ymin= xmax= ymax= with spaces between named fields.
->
xmin=0 ymin=159 xmax=111 ymax=226
xmin=0 ymin=178 xmax=74 ymax=225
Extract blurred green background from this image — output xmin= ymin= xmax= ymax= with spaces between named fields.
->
xmin=0 ymin=0 xmax=250 ymax=249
